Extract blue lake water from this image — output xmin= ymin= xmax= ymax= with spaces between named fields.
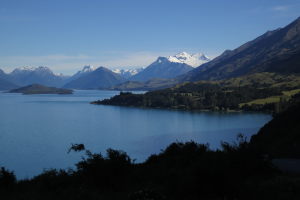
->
xmin=0 ymin=90 xmax=272 ymax=179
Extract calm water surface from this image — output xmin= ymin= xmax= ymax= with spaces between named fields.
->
xmin=0 ymin=90 xmax=272 ymax=179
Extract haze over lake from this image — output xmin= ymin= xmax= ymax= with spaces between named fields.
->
xmin=0 ymin=90 xmax=271 ymax=179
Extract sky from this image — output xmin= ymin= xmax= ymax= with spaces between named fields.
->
xmin=0 ymin=0 xmax=299 ymax=75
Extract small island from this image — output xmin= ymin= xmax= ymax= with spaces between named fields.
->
xmin=9 ymin=84 xmax=73 ymax=95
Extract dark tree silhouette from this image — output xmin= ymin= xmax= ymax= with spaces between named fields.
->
xmin=67 ymin=143 xmax=85 ymax=153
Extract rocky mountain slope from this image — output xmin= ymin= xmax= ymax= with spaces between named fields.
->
xmin=180 ymin=17 xmax=300 ymax=81
xmin=64 ymin=66 xmax=126 ymax=89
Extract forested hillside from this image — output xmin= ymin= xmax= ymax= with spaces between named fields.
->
xmin=93 ymin=73 xmax=300 ymax=113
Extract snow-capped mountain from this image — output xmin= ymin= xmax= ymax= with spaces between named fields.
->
xmin=130 ymin=56 xmax=194 ymax=82
xmin=64 ymin=66 xmax=126 ymax=89
xmin=80 ymin=65 xmax=96 ymax=73
xmin=129 ymin=52 xmax=210 ymax=82
xmin=55 ymin=73 xmax=69 ymax=77
xmin=73 ymin=65 xmax=96 ymax=77
xmin=9 ymin=66 xmax=67 ymax=87
xmin=167 ymin=52 xmax=210 ymax=67
xmin=68 ymin=65 xmax=96 ymax=81
xmin=11 ymin=66 xmax=51 ymax=75
xmin=112 ymin=68 xmax=144 ymax=79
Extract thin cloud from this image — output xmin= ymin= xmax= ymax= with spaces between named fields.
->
xmin=0 ymin=54 xmax=93 ymax=74
xmin=0 ymin=52 xmax=169 ymax=75
xmin=100 ymin=52 xmax=166 ymax=68
xmin=272 ymin=5 xmax=290 ymax=12
xmin=52 ymin=51 xmax=173 ymax=75
xmin=249 ymin=5 xmax=292 ymax=14
xmin=0 ymin=51 xmax=215 ymax=75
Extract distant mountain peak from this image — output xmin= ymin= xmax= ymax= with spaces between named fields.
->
xmin=81 ymin=65 xmax=95 ymax=73
xmin=95 ymin=66 xmax=111 ymax=72
xmin=7 ymin=66 xmax=66 ymax=87
xmin=55 ymin=73 xmax=67 ymax=77
xmin=35 ymin=66 xmax=53 ymax=73
xmin=156 ymin=56 xmax=169 ymax=63
xmin=167 ymin=52 xmax=210 ymax=67
xmin=130 ymin=54 xmax=194 ymax=81
xmin=67 ymin=65 xmax=98 ymax=82
xmin=11 ymin=66 xmax=53 ymax=75
xmin=173 ymin=51 xmax=190 ymax=58
xmin=112 ymin=67 xmax=144 ymax=79
xmin=17 ymin=66 xmax=36 ymax=71
xmin=64 ymin=66 xmax=126 ymax=89
xmin=112 ymin=67 xmax=143 ymax=75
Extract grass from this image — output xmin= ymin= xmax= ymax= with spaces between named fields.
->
xmin=239 ymin=89 xmax=300 ymax=107
xmin=282 ymin=88 xmax=300 ymax=96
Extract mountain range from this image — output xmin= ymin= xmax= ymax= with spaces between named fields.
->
xmin=7 ymin=66 xmax=69 ymax=87
xmin=63 ymin=67 xmax=126 ymax=89
xmin=1 ymin=17 xmax=299 ymax=91
xmin=0 ymin=52 xmax=209 ymax=90
xmin=0 ymin=66 xmax=69 ymax=90
xmin=117 ymin=16 xmax=300 ymax=90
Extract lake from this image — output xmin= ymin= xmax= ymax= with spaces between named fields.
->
xmin=0 ymin=90 xmax=272 ymax=179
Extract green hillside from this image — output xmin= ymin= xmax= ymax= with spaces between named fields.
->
xmin=93 ymin=73 xmax=300 ymax=113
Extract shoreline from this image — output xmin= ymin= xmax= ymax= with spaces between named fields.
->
xmin=91 ymin=101 xmax=274 ymax=115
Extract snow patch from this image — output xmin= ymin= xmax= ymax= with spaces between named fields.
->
xmin=112 ymin=67 xmax=144 ymax=78
xmin=167 ymin=52 xmax=210 ymax=67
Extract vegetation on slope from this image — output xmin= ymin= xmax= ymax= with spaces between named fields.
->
xmin=250 ymin=97 xmax=300 ymax=158
xmin=110 ymin=78 xmax=179 ymax=91
xmin=240 ymin=88 xmax=300 ymax=106
xmin=93 ymin=73 xmax=300 ymax=113
xmin=0 ymin=139 xmax=294 ymax=200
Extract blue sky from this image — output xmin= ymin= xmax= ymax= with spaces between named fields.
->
xmin=0 ymin=0 xmax=299 ymax=75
